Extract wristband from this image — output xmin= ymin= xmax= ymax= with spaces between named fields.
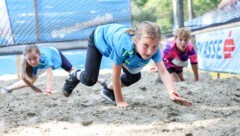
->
xmin=168 ymin=90 xmax=179 ymax=97
xmin=150 ymin=67 xmax=156 ymax=70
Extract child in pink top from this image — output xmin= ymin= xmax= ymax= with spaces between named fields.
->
xmin=162 ymin=27 xmax=199 ymax=82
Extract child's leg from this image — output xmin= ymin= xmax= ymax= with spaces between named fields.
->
xmin=79 ymin=38 xmax=102 ymax=86
xmin=62 ymin=29 xmax=101 ymax=97
xmin=3 ymin=80 xmax=27 ymax=93
xmin=1 ymin=77 xmax=37 ymax=93
xmin=101 ymin=67 xmax=141 ymax=102
xmin=167 ymin=68 xmax=181 ymax=82
xmin=58 ymin=49 xmax=76 ymax=73
xmin=120 ymin=67 xmax=141 ymax=86
xmin=106 ymin=67 xmax=141 ymax=89
xmin=170 ymin=73 xmax=181 ymax=82
xmin=177 ymin=71 xmax=184 ymax=81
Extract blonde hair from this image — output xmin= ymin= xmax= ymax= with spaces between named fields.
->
xmin=125 ymin=21 xmax=161 ymax=40
xmin=174 ymin=27 xmax=191 ymax=39
xmin=22 ymin=44 xmax=40 ymax=78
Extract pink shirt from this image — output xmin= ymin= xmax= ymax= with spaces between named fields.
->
xmin=162 ymin=41 xmax=198 ymax=70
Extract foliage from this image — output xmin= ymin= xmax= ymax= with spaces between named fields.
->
xmin=131 ymin=0 xmax=221 ymax=35
xmin=192 ymin=0 xmax=221 ymax=17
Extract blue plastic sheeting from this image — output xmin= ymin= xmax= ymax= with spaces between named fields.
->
xmin=0 ymin=0 xmax=131 ymax=46
xmin=185 ymin=1 xmax=240 ymax=31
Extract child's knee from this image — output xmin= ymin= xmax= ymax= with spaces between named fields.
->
xmin=121 ymin=73 xmax=141 ymax=86
xmin=81 ymin=77 xmax=97 ymax=86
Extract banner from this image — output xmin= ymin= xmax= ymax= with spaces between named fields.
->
xmin=196 ymin=26 xmax=240 ymax=74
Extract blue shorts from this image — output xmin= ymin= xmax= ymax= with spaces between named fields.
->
xmin=58 ymin=50 xmax=73 ymax=72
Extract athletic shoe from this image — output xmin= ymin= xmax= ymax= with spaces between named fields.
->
xmin=62 ymin=70 xmax=80 ymax=97
xmin=100 ymin=85 xmax=115 ymax=102
xmin=1 ymin=88 xmax=11 ymax=94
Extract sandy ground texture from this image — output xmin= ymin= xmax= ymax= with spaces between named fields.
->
xmin=0 ymin=70 xmax=240 ymax=136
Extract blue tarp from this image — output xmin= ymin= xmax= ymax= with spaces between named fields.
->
xmin=0 ymin=0 xmax=131 ymax=46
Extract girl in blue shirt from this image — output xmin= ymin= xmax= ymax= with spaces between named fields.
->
xmin=62 ymin=21 xmax=192 ymax=107
xmin=1 ymin=44 xmax=75 ymax=94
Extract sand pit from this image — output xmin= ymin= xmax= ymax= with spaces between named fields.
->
xmin=0 ymin=70 xmax=240 ymax=136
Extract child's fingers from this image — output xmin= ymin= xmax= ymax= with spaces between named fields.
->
xmin=35 ymin=89 xmax=42 ymax=93
xmin=182 ymin=100 xmax=192 ymax=107
xmin=117 ymin=101 xmax=129 ymax=108
xmin=119 ymin=105 xmax=127 ymax=108
xmin=173 ymin=97 xmax=192 ymax=107
xmin=42 ymin=91 xmax=52 ymax=95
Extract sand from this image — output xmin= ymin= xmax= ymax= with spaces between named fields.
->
xmin=0 ymin=70 xmax=240 ymax=136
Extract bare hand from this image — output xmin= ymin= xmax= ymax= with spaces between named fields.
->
xmin=42 ymin=89 xmax=52 ymax=95
xmin=22 ymin=78 xmax=42 ymax=93
xmin=34 ymin=88 xmax=42 ymax=93
xmin=169 ymin=91 xmax=192 ymax=107
xmin=117 ymin=101 xmax=129 ymax=108
xmin=149 ymin=66 xmax=157 ymax=74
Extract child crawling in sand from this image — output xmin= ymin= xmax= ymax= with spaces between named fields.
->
xmin=150 ymin=27 xmax=199 ymax=82
xmin=1 ymin=44 xmax=75 ymax=94
xmin=62 ymin=21 xmax=192 ymax=107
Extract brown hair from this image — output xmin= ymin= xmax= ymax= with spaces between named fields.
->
xmin=126 ymin=21 xmax=161 ymax=40
xmin=174 ymin=27 xmax=191 ymax=39
xmin=22 ymin=44 xmax=40 ymax=78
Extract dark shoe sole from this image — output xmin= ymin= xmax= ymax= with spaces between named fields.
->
xmin=62 ymin=70 xmax=80 ymax=97
xmin=100 ymin=90 xmax=115 ymax=102
xmin=62 ymin=88 xmax=70 ymax=97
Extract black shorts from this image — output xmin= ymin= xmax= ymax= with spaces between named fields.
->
xmin=167 ymin=67 xmax=183 ymax=74
xmin=58 ymin=50 xmax=73 ymax=72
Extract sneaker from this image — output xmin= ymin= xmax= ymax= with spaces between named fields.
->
xmin=100 ymin=85 xmax=115 ymax=102
xmin=62 ymin=70 xmax=80 ymax=97
xmin=1 ymin=88 xmax=12 ymax=94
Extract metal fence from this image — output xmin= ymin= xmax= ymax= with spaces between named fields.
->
xmin=1 ymin=0 xmax=239 ymax=47
xmin=0 ymin=0 xmax=131 ymax=47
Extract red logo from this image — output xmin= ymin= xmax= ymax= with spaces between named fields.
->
xmin=223 ymin=31 xmax=235 ymax=59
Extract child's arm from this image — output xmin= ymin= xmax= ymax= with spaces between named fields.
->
xmin=191 ymin=64 xmax=199 ymax=81
xmin=112 ymin=64 xmax=128 ymax=108
xmin=22 ymin=77 xmax=42 ymax=93
xmin=45 ymin=67 xmax=53 ymax=94
xmin=155 ymin=61 xmax=192 ymax=107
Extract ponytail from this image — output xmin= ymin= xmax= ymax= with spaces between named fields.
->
xmin=22 ymin=59 xmax=33 ymax=79
xmin=125 ymin=28 xmax=136 ymax=35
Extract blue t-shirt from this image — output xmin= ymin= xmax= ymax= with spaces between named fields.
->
xmin=32 ymin=47 xmax=62 ymax=76
xmin=94 ymin=24 xmax=162 ymax=73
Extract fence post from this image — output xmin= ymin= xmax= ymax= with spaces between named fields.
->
xmin=16 ymin=55 xmax=22 ymax=79
xmin=34 ymin=0 xmax=40 ymax=42
xmin=187 ymin=0 xmax=194 ymax=20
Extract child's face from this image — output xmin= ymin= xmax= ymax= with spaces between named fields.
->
xmin=25 ymin=50 xmax=40 ymax=67
xmin=134 ymin=37 xmax=159 ymax=59
xmin=175 ymin=36 xmax=190 ymax=53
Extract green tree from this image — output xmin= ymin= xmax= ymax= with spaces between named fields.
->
xmin=192 ymin=0 xmax=221 ymax=17
xmin=131 ymin=0 xmax=221 ymax=35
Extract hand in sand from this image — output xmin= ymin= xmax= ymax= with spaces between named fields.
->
xmin=149 ymin=66 xmax=157 ymax=74
xmin=42 ymin=89 xmax=52 ymax=95
xmin=169 ymin=91 xmax=192 ymax=107
xmin=117 ymin=101 xmax=128 ymax=108
xmin=34 ymin=88 xmax=42 ymax=93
